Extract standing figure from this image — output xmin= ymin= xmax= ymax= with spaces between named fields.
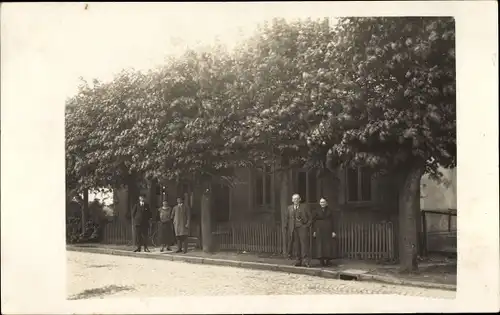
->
xmin=312 ymin=198 xmax=337 ymax=266
xmin=172 ymin=197 xmax=191 ymax=253
xmin=285 ymin=194 xmax=312 ymax=267
xmin=158 ymin=200 xmax=175 ymax=252
xmin=132 ymin=194 xmax=152 ymax=252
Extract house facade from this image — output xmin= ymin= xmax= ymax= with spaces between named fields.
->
xmin=108 ymin=165 xmax=400 ymax=260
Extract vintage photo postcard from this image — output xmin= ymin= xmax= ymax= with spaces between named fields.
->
xmin=1 ymin=1 xmax=498 ymax=314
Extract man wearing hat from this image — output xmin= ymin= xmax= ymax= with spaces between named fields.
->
xmin=132 ymin=194 xmax=152 ymax=252
xmin=172 ymin=196 xmax=191 ymax=253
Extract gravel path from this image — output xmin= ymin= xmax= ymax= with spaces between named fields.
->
xmin=67 ymin=251 xmax=455 ymax=299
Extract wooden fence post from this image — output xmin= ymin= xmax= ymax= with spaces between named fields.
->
xmin=201 ymin=179 xmax=214 ymax=253
xmin=447 ymin=209 xmax=452 ymax=232
xmin=422 ymin=210 xmax=428 ymax=257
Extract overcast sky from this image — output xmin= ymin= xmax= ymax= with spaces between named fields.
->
xmin=1 ymin=3 xmax=342 ymax=101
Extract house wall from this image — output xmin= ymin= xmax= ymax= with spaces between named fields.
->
xmin=229 ymin=167 xmax=278 ymax=222
xmin=111 ymin=167 xmax=400 ymax=226
xmin=229 ymin=168 xmax=252 ymax=220
xmin=420 ymin=167 xmax=457 ymax=211
xmin=335 ymin=168 xmax=399 ymax=223
xmin=227 ymin=166 xmax=400 ymax=225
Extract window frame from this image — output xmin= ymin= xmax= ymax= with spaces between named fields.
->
xmin=345 ymin=166 xmax=373 ymax=204
xmin=254 ymin=165 xmax=274 ymax=207
xmin=294 ymin=168 xmax=319 ymax=204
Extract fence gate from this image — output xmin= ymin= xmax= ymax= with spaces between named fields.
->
xmin=421 ymin=209 xmax=457 ymax=256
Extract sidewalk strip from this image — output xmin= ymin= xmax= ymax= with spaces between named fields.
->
xmin=67 ymin=245 xmax=456 ymax=291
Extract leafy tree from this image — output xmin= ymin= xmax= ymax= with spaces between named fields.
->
xmin=234 ymin=17 xmax=455 ymax=270
xmin=66 ymin=69 xmax=158 ymax=229
xmin=66 ymin=72 xmax=147 ymax=190
xmin=306 ymin=17 xmax=456 ymax=271
xmin=65 ymin=17 xmax=455 ymax=266
xmin=138 ymin=47 xmax=254 ymax=186
xmin=230 ymin=18 xmax=342 ymax=170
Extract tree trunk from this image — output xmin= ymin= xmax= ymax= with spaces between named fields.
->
xmin=82 ymin=189 xmax=89 ymax=232
xmin=127 ymin=176 xmax=139 ymax=246
xmin=414 ymin=184 xmax=423 ymax=258
xmin=398 ymin=164 xmax=425 ymax=273
xmin=201 ymin=179 xmax=214 ymax=253
xmin=192 ymin=182 xmax=203 ymax=239
xmin=279 ymin=170 xmax=290 ymax=258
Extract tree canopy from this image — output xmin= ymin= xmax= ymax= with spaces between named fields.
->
xmin=66 ymin=16 xmax=455 ymax=271
xmin=312 ymin=17 xmax=456 ymax=178
xmin=66 ymin=16 xmax=455 ymax=190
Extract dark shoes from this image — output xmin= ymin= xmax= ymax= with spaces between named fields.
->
xmin=319 ymin=259 xmax=333 ymax=267
xmin=160 ymin=247 xmax=165 ymax=252
xmin=294 ymin=261 xmax=311 ymax=267
xmin=175 ymin=249 xmax=182 ymax=253
xmin=133 ymin=247 xmax=150 ymax=252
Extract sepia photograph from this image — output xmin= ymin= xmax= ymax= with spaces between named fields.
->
xmin=64 ymin=7 xmax=457 ymax=299
xmin=1 ymin=2 xmax=498 ymax=314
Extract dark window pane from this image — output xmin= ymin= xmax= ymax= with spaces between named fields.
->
xmin=212 ymin=184 xmax=230 ymax=222
xmin=308 ymin=170 xmax=317 ymax=203
xmin=347 ymin=168 xmax=359 ymax=201
xmin=361 ymin=167 xmax=372 ymax=201
xmin=255 ymin=171 xmax=263 ymax=205
xmin=298 ymin=171 xmax=307 ymax=202
xmin=265 ymin=173 xmax=272 ymax=205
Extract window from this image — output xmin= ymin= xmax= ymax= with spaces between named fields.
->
xmin=255 ymin=165 xmax=273 ymax=206
xmin=295 ymin=169 xmax=318 ymax=203
xmin=346 ymin=167 xmax=372 ymax=202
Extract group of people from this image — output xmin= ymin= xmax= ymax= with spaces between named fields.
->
xmin=286 ymin=194 xmax=337 ymax=268
xmin=131 ymin=192 xmax=337 ymax=268
xmin=131 ymin=195 xmax=191 ymax=253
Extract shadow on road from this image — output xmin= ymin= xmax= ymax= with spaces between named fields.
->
xmin=86 ymin=264 xmax=117 ymax=268
xmin=68 ymin=284 xmax=135 ymax=300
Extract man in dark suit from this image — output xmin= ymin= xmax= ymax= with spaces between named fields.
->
xmin=284 ymin=193 xmax=312 ymax=267
xmin=132 ymin=194 xmax=152 ymax=252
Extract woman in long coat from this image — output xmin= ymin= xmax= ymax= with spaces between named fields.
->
xmin=312 ymin=198 xmax=337 ymax=266
xmin=158 ymin=200 xmax=175 ymax=252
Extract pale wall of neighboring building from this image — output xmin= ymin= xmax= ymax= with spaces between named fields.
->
xmin=420 ymin=167 xmax=457 ymax=211
xmin=88 ymin=189 xmax=114 ymax=206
